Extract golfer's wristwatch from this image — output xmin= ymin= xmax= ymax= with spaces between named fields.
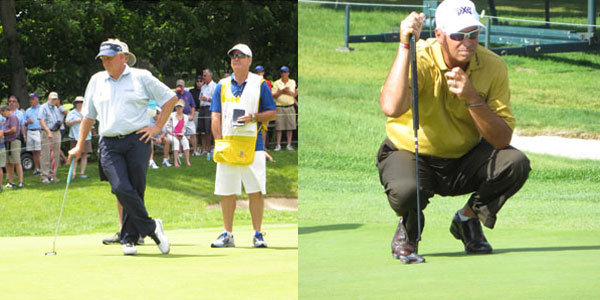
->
xmin=251 ymin=113 xmax=257 ymax=122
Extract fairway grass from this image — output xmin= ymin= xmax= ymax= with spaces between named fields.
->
xmin=299 ymin=223 xmax=600 ymax=300
xmin=1 ymin=224 xmax=297 ymax=300
xmin=299 ymin=2 xmax=600 ymax=299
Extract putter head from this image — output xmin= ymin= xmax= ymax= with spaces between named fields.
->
xmin=45 ymin=251 xmax=57 ymax=256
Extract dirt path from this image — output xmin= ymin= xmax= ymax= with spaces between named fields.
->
xmin=511 ymin=135 xmax=600 ymax=160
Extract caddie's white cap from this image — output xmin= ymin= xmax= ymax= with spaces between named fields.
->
xmin=227 ymin=43 xmax=252 ymax=57
xmin=435 ymin=0 xmax=485 ymax=34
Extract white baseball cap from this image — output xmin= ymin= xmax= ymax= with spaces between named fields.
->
xmin=227 ymin=43 xmax=252 ymax=57
xmin=435 ymin=0 xmax=485 ymax=34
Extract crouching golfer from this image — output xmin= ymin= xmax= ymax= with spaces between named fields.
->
xmin=210 ymin=44 xmax=276 ymax=248
xmin=68 ymin=38 xmax=177 ymax=255
xmin=377 ymin=0 xmax=531 ymax=264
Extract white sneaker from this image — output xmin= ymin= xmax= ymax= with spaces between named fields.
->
xmin=151 ymin=219 xmax=170 ymax=254
xmin=211 ymin=232 xmax=235 ymax=248
xmin=193 ymin=151 xmax=201 ymax=156
xmin=148 ymin=160 xmax=159 ymax=169
xmin=122 ymin=242 xmax=137 ymax=255
xmin=286 ymin=145 xmax=295 ymax=151
xmin=274 ymin=145 xmax=281 ymax=151
xmin=253 ymin=231 xmax=268 ymax=248
xmin=162 ymin=160 xmax=172 ymax=167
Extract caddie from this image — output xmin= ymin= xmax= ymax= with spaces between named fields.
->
xmin=210 ymin=43 xmax=276 ymax=248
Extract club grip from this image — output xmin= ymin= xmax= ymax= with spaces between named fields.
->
xmin=66 ymin=160 xmax=75 ymax=184
xmin=409 ymin=35 xmax=419 ymax=130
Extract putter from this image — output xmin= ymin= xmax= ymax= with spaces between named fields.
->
xmin=409 ymin=34 xmax=422 ymax=246
xmin=45 ymin=160 xmax=75 ymax=256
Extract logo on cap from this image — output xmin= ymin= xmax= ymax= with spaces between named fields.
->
xmin=457 ymin=7 xmax=473 ymax=16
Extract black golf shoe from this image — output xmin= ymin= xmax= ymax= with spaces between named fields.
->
xmin=102 ymin=232 xmax=121 ymax=245
xmin=391 ymin=219 xmax=425 ymax=264
xmin=449 ymin=211 xmax=493 ymax=254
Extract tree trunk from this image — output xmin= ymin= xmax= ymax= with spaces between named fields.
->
xmin=0 ymin=0 xmax=28 ymax=108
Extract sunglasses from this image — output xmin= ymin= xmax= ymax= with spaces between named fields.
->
xmin=449 ymin=29 xmax=481 ymax=41
xmin=230 ymin=53 xmax=248 ymax=59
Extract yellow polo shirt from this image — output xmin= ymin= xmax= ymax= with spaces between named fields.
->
xmin=272 ymin=78 xmax=296 ymax=106
xmin=386 ymin=38 xmax=515 ymax=158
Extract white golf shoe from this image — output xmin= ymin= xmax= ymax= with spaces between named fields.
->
xmin=122 ymin=242 xmax=137 ymax=255
xmin=151 ymin=219 xmax=170 ymax=254
xmin=211 ymin=232 xmax=235 ymax=248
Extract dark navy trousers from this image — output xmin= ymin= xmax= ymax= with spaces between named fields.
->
xmin=99 ymin=132 xmax=156 ymax=243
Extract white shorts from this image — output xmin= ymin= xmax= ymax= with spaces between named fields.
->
xmin=192 ymin=111 xmax=199 ymax=128
xmin=26 ymin=130 xmax=42 ymax=151
xmin=185 ymin=120 xmax=196 ymax=136
xmin=215 ymin=151 xmax=266 ymax=196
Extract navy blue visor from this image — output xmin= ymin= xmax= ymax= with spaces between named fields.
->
xmin=96 ymin=42 xmax=123 ymax=59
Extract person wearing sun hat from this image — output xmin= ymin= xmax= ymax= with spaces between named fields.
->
xmin=65 ymin=96 xmax=92 ymax=180
xmin=68 ymin=38 xmax=178 ymax=256
xmin=377 ymin=0 xmax=531 ymax=263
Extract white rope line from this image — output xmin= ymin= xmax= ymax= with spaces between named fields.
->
xmin=482 ymin=15 xmax=600 ymax=29
xmin=298 ymin=0 xmax=424 ymax=9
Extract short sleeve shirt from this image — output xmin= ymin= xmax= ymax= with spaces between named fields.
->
xmin=66 ymin=109 xmax=92 ymax=141
xmin=200 ymin=81 xmax=217 ymax=107
xmin=38 ymin=103 xmax=64 ymax=130
xmin=82 ymin=65 xmax=176 ymax=137
xmin=272 ymin=78 xmax=297 ymax=106
xmin=386 ymin=38 xmax=514 ymax=158
xmin=175 ymin=89 xmax=195 ymax=115
xmin=25 ymin=105 xmax=42 ymax=130
xmin=4 ymin=114 xmax=20 ymax=142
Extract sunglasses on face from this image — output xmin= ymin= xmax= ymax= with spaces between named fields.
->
xmin=449 ymin=29 xmax=481 ymax=41
xmin=230 ymin=53 xmax=248 ymax=59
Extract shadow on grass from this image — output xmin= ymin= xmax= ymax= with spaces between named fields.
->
xmin=100 ymin=253 xmax=226 ymax=258
xmin=299 ymin=223 xmax=363 ymax=235
xmin=235 ymin=246 xmax=298 ymax=250
xmin=530 ymin=53 xmax=600 ymax=70
xmin=424 ymin=245 xmax=600 ymax=257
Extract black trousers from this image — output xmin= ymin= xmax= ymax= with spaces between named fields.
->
xmin=99 ymin=132 xmax=156 ymax=243
xmin=376 ymin=138 xmax=531 ymax=242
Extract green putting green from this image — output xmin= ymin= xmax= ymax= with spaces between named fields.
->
xmin=299 ymin=223 xmax=600 ymax=299
xmin=1 ymin=225 xmax=297 ymax=299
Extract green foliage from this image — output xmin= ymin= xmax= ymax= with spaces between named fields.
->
xmin=0 ymin=0 xmax=297 ymax=104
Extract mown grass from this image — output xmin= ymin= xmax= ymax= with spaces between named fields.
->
xmin=0 ymin=149 xmax=297 ymax=237
xmin=299 ymin=2 xmax=600 ymax=299
xmin=299 ymin=1 xmax=600 ymax=138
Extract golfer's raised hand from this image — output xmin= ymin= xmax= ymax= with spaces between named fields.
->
xmin=400 ymin=12 xmax=426 ymax=44
xmin=67 ymin=145 xmax=82 ymax=165
xmin=137 ymin=125 xmax=161 ymax=143
xmin=445 ymin=67 xmax=481 ymax=105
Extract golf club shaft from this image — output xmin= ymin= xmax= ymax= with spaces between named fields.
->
xmin=50 ymin=160 xmax=75 ymax=253
xmin=409 ymin=35 xmax=422 ymax=244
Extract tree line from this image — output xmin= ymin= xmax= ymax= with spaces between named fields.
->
xmin=0 ymin=0 xmax=298 ymax=108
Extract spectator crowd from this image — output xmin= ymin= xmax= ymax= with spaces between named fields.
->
xmin=0 ymin=63 xmax=297 ymax=193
